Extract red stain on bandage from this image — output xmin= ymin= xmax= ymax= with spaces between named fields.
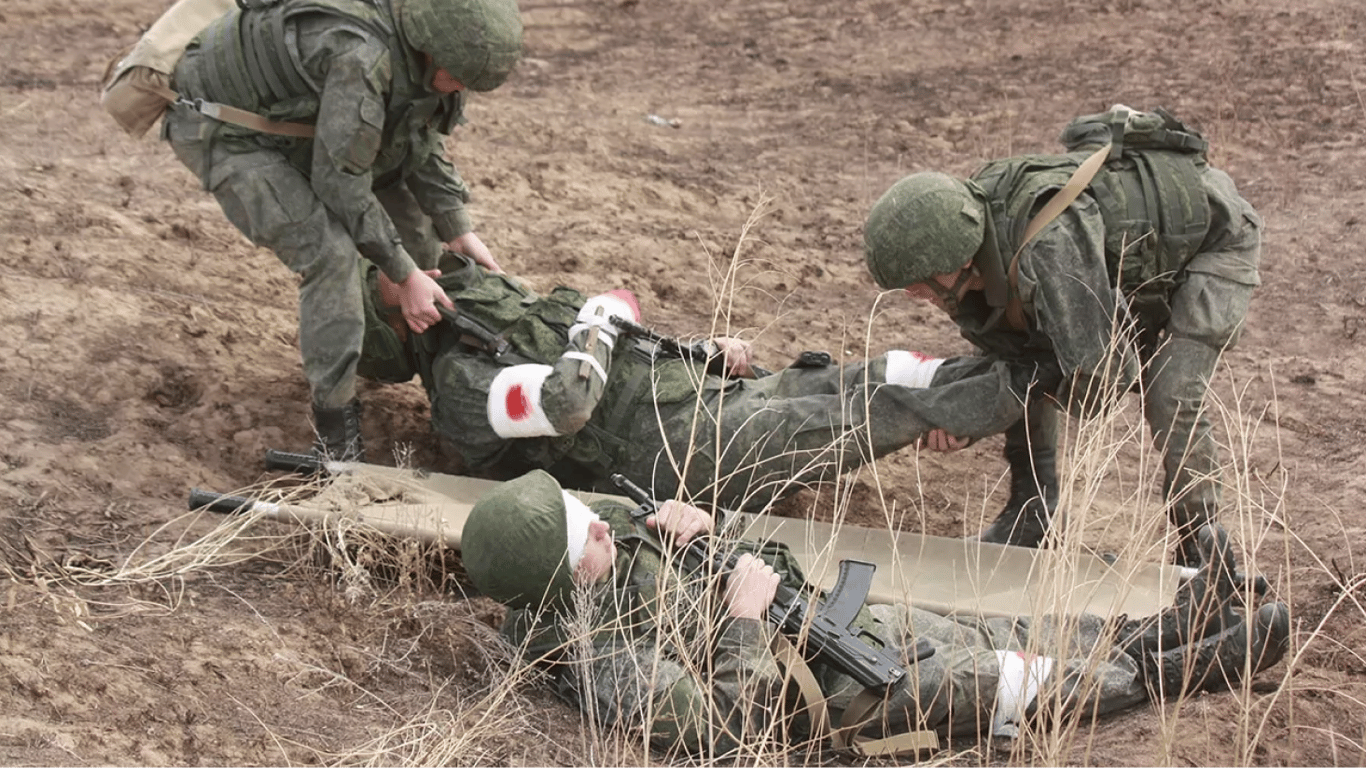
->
xmin=506 ymin=384 xmax=532 ymax=420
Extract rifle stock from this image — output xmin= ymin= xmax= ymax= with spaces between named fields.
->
xmin=609 ymin=473 xmax=927 ymax=688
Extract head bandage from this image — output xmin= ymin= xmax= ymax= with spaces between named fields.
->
xmin=562 ymin=491 xmax=601 ymax=570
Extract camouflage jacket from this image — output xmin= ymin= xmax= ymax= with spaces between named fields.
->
xmin=172 ymin=0 xmax=475 ymax=283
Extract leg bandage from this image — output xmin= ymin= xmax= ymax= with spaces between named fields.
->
xmin=886 ymin=350 xmax=944 ymax=389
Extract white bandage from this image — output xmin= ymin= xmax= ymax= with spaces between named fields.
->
xmin=563 ymin=491 xmax=601 ymax=570
xmin=990 ymin=650 xmax=1054 ymax=738
xmin=488 ymin=364 xmax=558 ymax=438
xmin=561 ymin=351 xmax=608 ymax=384
xmin=568 ymin=322 xmax=617 ymax=350
xmin=885 ymin=350 xmax=944 ymax=389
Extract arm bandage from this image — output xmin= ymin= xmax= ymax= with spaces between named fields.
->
xmin=488 ymin=364 xmax=559 ymax=438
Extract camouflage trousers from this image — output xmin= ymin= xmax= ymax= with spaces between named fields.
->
xmin=830 ymin=604 xmax=1147 ymax=740
xmin=607 ymin=355 xmax=1031 ymax=512
xmin=163 ymin=106 xmax=443 ymax=408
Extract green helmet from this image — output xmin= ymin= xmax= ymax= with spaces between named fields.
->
xmin=398 ymin=0 xmax=524 ymax=92
xmin=461 ymin=470 xmax=576 ymax=610
xmin=863 ymin=172 xmax=987 ymax=289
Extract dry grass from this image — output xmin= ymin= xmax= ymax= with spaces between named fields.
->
xmin=14 ymin=225 xmax=1366 ymax=766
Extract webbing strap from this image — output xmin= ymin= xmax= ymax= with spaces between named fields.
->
xmin=770 ymin=634 xmax=832 ymax=743
xmin=147 ymin=81 xmax=316 ymax=138
xmin=833 ymin=686 xmax=940 ymax=757
xmin=1003 ymin=142 xmax=1112 ymax=330
xmin=770 ymin=634 xmax=939 ymax=758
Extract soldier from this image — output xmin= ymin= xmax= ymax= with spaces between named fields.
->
xmin=162 ymin=0 xmax=524 ymax=461
xmin=356 ymin=252 xmax=1057 ymax=512
xmin=862 ymin=107 xmax=1263 ymax=565
xmin=460 ymin=470 xmax=1290 ymax=756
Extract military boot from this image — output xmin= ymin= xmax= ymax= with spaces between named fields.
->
xmin=1140 ymin=601 xmax=1291 ymax=700
xmin=1115 ymin=525 xmax=1240 ymax=658
xmin=1168 ymin=499 xmax=1219 ymax=568
xmin=975 ymin=439 xmax=1058 ymax=548
xmin=313 ymin=398 xmax=365 ymax=462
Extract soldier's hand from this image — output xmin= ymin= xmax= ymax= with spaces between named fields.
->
xmin=646 ymin=499 xmax=713 ymax=546
xmin=709 ymin=337 xmax=754 ymax=378
xmin=446 ymin=231 xmax=504 ymax=274
xmin=917 ymin=428 xmax=973 ymax=452
xmin=397 ymin=270 xmax=455 ymax=334
xmin=723 ymin=553 xmax=779 ymax=620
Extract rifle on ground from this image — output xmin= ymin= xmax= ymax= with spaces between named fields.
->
xmin=610 ymin=473 xmax=931 ymax=689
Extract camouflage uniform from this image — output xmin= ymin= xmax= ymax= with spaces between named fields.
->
xmin=164 ymin=0 xmax=490 ymax=409
xmin=482 ymin=494 xmax=1279 ymax=756
xmin=865 ymin=110 xmax=1263 ymax=557
xmin=356 ymin=255 xmax=1052 ymax=511
xmin=462 ymin=469 xmax=1290 ymax=757
xmin=963 ymin=162 xmax=1261 ymax=551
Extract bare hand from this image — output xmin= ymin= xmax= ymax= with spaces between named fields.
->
xmin=396 ymin=270 xmax=455 ymax=334
xmin=917 ymin=428 xmax=972 ymax=452
xmin=646 ymin=499 xmax=713 ymax=546
xmin=445 ymin=231 xmax=503 ymax=274
xmin=723 ymin=553 xmax=780 ymax=620
xmin=710 ymin=337 xmax=754 ymax=378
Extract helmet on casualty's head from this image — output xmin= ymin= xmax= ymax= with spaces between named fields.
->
xmin=397 ymin=0 xmax=524 ymax=91
xmin=461 ymin=470 xmax=601 ymax=611
xmin=863 ymin=172 xmax=987 ymax=289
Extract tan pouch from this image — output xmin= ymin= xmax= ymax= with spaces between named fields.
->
xmin=100 ymin=0 xmax=236 ymax=137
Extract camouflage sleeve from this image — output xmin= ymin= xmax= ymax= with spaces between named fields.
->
xmin=306 ymin=26 xmax=418 ymax=284
xmin=405 ymin=146 xmax=474 ymax=242
xmin=1018 ymin=197 xmax=1140 ymax=413
xmin=579 ymin=618 xmax=786 ymax=756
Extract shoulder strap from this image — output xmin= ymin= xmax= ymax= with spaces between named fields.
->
xmin=1003 ymin=142 xmax=1112 ymax=329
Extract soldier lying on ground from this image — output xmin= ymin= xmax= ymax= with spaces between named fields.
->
xmin=355 ymin=251 xmax=1055 ymax=512
xmin=460 ymin=470 xmax=1291 ymax=756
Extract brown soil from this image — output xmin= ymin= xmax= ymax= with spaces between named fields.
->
xmin=1 ymin=0 xmax=1364 ymax=764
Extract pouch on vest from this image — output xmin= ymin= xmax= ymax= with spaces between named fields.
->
xmin=100 ymin=0 xmax=235 ymax=137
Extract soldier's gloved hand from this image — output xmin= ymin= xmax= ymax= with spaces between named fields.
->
xmin=917 ymin=428 xmax=973 ymax=452
xmin=704 ymin=337 xmax=755 ymax=378
xmin=396 ymin=270 xmax=455 ymax=334
xmin=445 ymin=231 xmax=503 ymax=274
xmin=723 ymin=553 xmax=780 ymax=620
xmin=646 ymin=499 xmax=713 ymax=546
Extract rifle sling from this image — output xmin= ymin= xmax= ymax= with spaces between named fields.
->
xmin=147 ymin=80 xmax=317 ymax=137
xmin=770 ymin=634 xmax=938 ymax=757
xmin=1003 ymin=142 xmax=1112 ymax=330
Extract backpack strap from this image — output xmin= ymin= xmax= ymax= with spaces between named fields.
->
xmin=1003 ymin=142 xmax=1112 ymax=329
xmin=141 ymin=78 xmax=317 ymax=137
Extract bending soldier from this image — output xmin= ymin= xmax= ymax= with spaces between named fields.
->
xmin=460 ymin=470 xmax=1290 ymax=756
xmin=163 ymin=0 xmax=524 ymax=461
xmin=357 ymin=252 xmax=1054 ymax=512
xmin=862 ymin=107 xmax=1262 ymax=564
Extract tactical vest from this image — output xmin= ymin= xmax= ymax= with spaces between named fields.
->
xmin=971 ymin=146 xmax=1211 ymax=328
xmin=185 ymin=0 xmax=462 ymax=173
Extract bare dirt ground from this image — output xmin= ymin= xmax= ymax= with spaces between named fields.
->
xmin=2 ymin=0 xmax=1365 ymax=764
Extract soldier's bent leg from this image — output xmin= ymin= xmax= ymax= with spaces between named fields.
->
xmin=974 ymin=399 xmax=1060 ymax=548
xmin=1146 ymin=335 xmax=1225 ymax=566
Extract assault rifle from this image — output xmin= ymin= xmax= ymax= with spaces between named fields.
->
xmin=608 ymin=316 xmax=781 ymax=378
xmin=609 ymin=473 xmax=932 ymax=689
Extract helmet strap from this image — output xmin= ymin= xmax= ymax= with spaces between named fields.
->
xmin=925 ymin=266 xmax=978 ymax=316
